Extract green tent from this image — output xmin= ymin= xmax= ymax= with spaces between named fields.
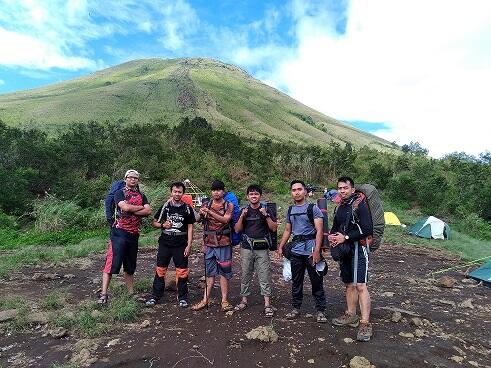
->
xmin=409 ymin=216 xmax=450 ymax=240
xmin=469 ymin=261 xmax=491 ymax=287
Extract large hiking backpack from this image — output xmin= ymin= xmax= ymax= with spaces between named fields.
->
xmin=354 ymin=184 xmax=385 ymax=251
xmin=224 ymin=191 xmax=241 ymax=246
xmin=104 ymin=179 xmax=125 ymax=226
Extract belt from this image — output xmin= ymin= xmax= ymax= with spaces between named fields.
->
xmin=162 ymin=230 xmax=187 ymax=236
xmin=292 ymin=233 xmax=316 ymax=242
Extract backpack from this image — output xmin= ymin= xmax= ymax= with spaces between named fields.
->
xmin=224 ymin=191 xmax=241 ymax=246
xmin=287 ymin=203 xmax=315 ymax=228
xmin=156 ymin=200 xmax=191 ymax=224
xmin=339 ymin=184 xmax=384 ymax=251
xmin=104 ymin=179 xmax=125 ymax=226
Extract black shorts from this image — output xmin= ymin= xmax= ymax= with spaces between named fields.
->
xmin=339 ymin=244 xmax=369 ymax=284
xmin=103 ymin=228 xmax=139 ymax=275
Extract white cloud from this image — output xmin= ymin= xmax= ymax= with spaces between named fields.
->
xmin=157 ymin=0 xmax=199 ymax=51
xmin=260 ymin=0 xmax=491 ymax=157
xmin=0 ymin=79 xmax=4 ymax=86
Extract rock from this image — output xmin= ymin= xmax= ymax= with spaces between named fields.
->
xmin=308 ymin=359 xmax=315 ymax=364
xmin=140 ymin=319 xmax=151 ymax=328
xmin=414 ymin=329 xmax=425 ymax=338
xmin=411 ymin=317 xmax=423 ymax=326
xmin=26 ymin=312 xmax=49 ymax=324
xmin=437 ymin=276 xmax=456 ymax=288
xmin=0 ymin=309 xmax=19 ymax=322
xmin=349 ymin=356 xmax=374 ymax=368
xmin=344 ymin=338 xmax=355 ymax=343
xmin=192 ymin=345 xmax=199 ymax=349
xmin=391 ymin=311 xmax=402 ymax=323
xmin=63 ymin=274 xmax=76 ymax=279
xmin=399 ymin=332 xmax=415 ymax=338
xmin=435 ymin=299 xmax=456 ymax=307
xmin=381 ymin=292 xmax=395 ymax=297
xmin=461 ymin=278 xmax=475 ymax=284
xmin=70 ymin=348 xmax=91 ymax=365
xmin=317 ymin=337 xmax=325 ymax=342
xmin=245 ymin=326 xmax=279 ymax=343
xmin=44 ymin=273 xmax=61 ymax=280
xmin=91 ymin=310 xmax=103 ymax=319
xmin=305 ymin=313 xmax=313 ymax=318
xmin=450 ymin=356 xmax=464 ymax=364
xmin=92 ymin=278 xmax=101 ymax=285
xmin=106 ymin=338 xmax=120 ymax=347
xmin=459 ymin=298 xmax=474 ymax=309
xmin=468 ymin=361 xmax=479 ymax=367
xmin=49 ymin=327 xmax=68 ymax=338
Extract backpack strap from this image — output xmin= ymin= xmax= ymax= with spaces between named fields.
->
xmin=307 ymin=203 xmax=315 ymax=227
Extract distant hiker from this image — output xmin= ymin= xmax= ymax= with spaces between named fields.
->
xmin=99 ymin=170 xmax=151 ymax=304
xmin=328 ymin=176 xmax=373 ymax=342
xmin=276 ymin=180 xmax=327 ymax=323
xmin=145 ymin=181 xmax=196 ymax=308
xmin=191 ymin=180 xmax=234 ymax=312
xmin=233 ymin=184 xmax=278 ymax=317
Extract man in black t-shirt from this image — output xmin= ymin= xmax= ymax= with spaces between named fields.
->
xmin=234 ymin=184 xmax=277 ymax=317
xmin=145 ymin=181 xmax=196 ymax=308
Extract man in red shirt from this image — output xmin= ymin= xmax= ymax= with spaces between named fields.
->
xmin=98 ymin=169 xmax=151 ymax=304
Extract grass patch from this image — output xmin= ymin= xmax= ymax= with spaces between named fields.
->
xmin=41 ymin=290 xmax=68 ymax=311
xmin=0 ymin=296 xmax=24 ymax=310
xmin=133 ymin=277 xmax=153 ymax=294
xmin=7 ymin=305 xmax=30 ymax=332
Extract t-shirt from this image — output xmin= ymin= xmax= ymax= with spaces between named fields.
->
xmin=154 ymin=201 xmax=196 ymax=247
xmin=114 ymin=188 xmax=149 ymax=234
xmin=285 ymin=203 xmax=323 ymax=256
xmin=203 ymin=200 xmax=233 ymax=247
xmin=241 ymin=205 xmax=276 ymax=239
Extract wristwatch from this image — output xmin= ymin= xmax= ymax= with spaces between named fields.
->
xmin=344 ymin=235 xmax=350 ymax=240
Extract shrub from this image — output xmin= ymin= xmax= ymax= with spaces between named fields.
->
xmin=33 ymin=197 xmax=90 ymax=232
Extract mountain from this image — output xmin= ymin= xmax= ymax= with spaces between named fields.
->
xmin=0 ymin=57 xmax=395 ymax=150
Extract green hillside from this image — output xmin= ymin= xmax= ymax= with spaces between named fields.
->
xmin=0 ymin=57 xmax=395 ymax=150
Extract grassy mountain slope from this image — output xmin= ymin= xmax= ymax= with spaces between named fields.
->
xmin=0 ymin=57 xmax=395 ymax=150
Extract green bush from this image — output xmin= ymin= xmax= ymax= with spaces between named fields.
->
xmin=454 ymin=213 xmax=491 ymax=240
xmin=33 ymin=197 xmax=90 ymax=232
xmin=0 ymin=211 xmax=17 ymax=229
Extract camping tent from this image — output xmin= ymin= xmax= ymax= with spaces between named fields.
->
xmin=468 ymin=261 xmax=491 ymax=287
xmin=384 ymin=212 xmax=401 ymax=226
xmin=409 ymin=216 xmax=451 ymax=239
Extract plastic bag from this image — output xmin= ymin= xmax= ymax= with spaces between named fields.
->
xmin=282 ymin=259 xmax=292 ymax=282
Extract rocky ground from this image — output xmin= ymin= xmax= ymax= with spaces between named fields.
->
xmin=0 ymin=243 xmax=490 ymax=368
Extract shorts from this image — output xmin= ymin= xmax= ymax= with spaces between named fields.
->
xmin=204 ymin=245 xmax=232 ymax=279
xmin=103 ymin=228 xmax=139 ymax=275
xmin=339 ymin=244 xmax=369 ymax=284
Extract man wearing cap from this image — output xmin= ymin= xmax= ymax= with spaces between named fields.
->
xmin=99 ymin=170 xmax=151 ymax=304
xmin=192 ymin=180 xmax=234 ymax=312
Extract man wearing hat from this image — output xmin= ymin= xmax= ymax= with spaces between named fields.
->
xmin=99 ymin=169 xmax=151 ymax=304
xmin=192 ymin=180 xmax=234 ymax=312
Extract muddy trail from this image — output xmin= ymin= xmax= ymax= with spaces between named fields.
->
xmin=1 ymin=243 xmax=490 ymax=368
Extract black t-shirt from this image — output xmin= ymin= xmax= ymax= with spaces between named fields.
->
xmin=241 ymin=205 xmax=276 ymax=239
xmin=154 ymin=202 xmax=196 ymax=247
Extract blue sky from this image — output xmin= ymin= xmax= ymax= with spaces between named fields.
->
xmin=1 ymin=0 xmax=490 ymax=157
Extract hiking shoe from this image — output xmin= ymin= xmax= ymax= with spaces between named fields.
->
xmin=285 ymin=308 xmax=300 ymax=320
xmin=179 ymin=300 xmax=189 ymax=308
xmin=97 ymin=293 xmax=108 ymax=305
xmin=332 ymin=312 xmax=359 ymax=327
xmin=357 ymin=322 xmax=373 ymax=342
xmin=145 ymin=297 xmax=157 ymax=307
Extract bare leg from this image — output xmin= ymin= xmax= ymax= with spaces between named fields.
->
xmin=219 ymin=276 xmax=229 ymax=303
xmin=123 ymin=272 xmax=134 ymax=294
xmin=101 ymin=272 xmax=112 ymax=295
xmin=204 ymin=276 xmax=214 ymax=301
xmin=345 ymin=283 xmax=358 ymax=315
xmin=356 ymin=283 xmax=371 ymax=321
xmin=264 ymin=295 xmax=271 ymax=307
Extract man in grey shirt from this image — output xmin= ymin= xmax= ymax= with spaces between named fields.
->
xmin=277 ymin=180 xmax=327 ymax=322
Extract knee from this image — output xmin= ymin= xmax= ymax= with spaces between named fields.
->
xmin=176 ymin=268 xmax=189 ymax=279
xmin=156 ymin=266 xmax=167 ymax=278
xmin=345 ymin=283 xmax=356 ymax=291
xmin=355 ymin=284 xmax=368 ymax=294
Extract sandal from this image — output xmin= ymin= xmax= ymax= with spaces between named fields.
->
xmin=221 ymin=301 xmax=233 ymax=312
xmin=316 ymin=311 xmax=328 ymax=323
xmin=191 ymin=299 xmax=209 ymax=311
xmin=285 ymin=308 xmax=300 ymax=320
xmin=234 ymin=302 xmax=248 ymax=312
xmin=265 ymin=306 xmax=274 ymax=317
xmin=97 ymin=293 xmax=108 ymax=305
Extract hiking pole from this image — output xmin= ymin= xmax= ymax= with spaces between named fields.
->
xmin=429 ymin=255 xmax=491 ymax=277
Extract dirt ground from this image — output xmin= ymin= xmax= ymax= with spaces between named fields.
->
xmin=1 ymin=242 xmax=490 ymax=368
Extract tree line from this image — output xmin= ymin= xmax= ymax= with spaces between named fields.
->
xmin=1 ymin=118 xmax=490 ymax=239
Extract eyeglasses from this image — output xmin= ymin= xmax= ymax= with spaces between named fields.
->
xmin=126 ymin=176 xmax=139 ymax=180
